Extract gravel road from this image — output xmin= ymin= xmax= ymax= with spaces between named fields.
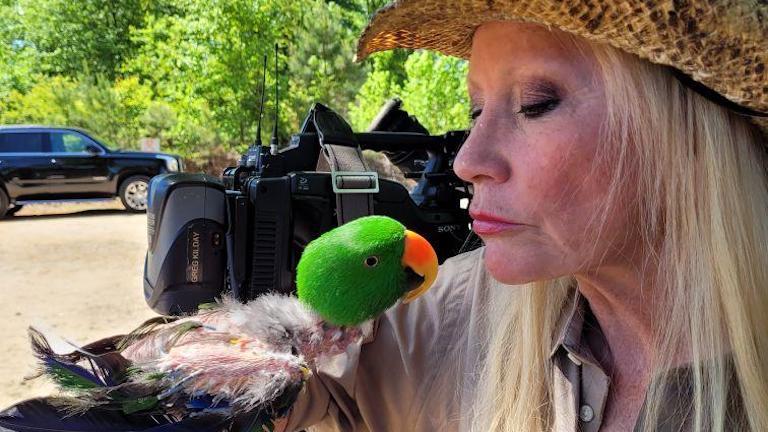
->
xmin=0 ymin=201 xmax=157 ymax=408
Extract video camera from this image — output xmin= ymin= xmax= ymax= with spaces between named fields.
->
xmin=142 ymin=101 xmax=473 ymax=315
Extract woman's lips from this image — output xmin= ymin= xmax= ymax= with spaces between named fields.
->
xmin=470 ymin=211 xmax=525 ymax=235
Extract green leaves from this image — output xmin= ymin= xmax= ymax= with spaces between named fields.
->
xmin=0 ymin=75 xmax=151 ymax=149
xmin=18 ymin=0 xmax=145 ymax=79
xmin=348 ymin=50 xmax=470 ymax=134
xmin=0 ymin=0 xmax=469 ymax=169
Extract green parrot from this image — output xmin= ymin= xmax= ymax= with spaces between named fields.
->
xmin=2 ymin=215 xmax=439 ymax=431
xmin=297 ymin=214 xmax=439 ymax=326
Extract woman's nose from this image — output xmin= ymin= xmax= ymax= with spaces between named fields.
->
xmin=453 ymin=116 xmax=511 ymax=184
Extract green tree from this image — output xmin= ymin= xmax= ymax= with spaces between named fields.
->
xmin=140 ymin=101 xmax=176 ymax=139
xmin=0 ymin=75 xmax=153 ymax=148
xmin=349 ymin=50 xmax=469 ymax=133
xmin=19 ymin=0 xmax=146 ymax=79
xmin=348 ymin=51 xmax=405 ymax=131
xmin=400 ymin=51 xmax=469 ymax=133
xmin=0 ymin=0 xmax=40 ymax=101
xmin=286 ymin=0 xmax=368 ymax=124
xmin=1 ymin=0 xmax=469 ymax=168
xmin=330 ymin=0 xmax=390 ymax=20
xmin=124 ymin=0 xmax=302 ymax=148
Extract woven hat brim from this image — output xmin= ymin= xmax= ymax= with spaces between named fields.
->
xmin=356 ymin=0 xmax=768 ymax=134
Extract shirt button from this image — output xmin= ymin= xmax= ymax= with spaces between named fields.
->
xmin=567 ymin=352 xmax=583 ymax=366
xmin=579 ymin=404 xmax=595 ymax=422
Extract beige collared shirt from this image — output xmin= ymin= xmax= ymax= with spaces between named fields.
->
xmin=279 ymin=247 xmax=743 ymax=432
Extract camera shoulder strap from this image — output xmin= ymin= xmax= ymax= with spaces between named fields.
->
xmin=313 ymin=107 xmax=379 ymax=225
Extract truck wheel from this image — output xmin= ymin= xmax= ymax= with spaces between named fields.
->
xmin=6 ymin=204 xmax=23 ymax=216
xmin=119 ymin=175 xmax=150 ymax=213
xmin=0 ymin=189 xmax=8 ymax=219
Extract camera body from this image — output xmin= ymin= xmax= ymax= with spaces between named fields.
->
xmin=143 ymin=103 xmax=472 ymax=315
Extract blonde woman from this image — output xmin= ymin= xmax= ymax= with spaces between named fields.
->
xmin=275 ymin=0 xmax=768 ymax=431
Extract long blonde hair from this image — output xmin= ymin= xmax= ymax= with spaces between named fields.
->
xmin=469 ymin=31 xmax=768 ymax=431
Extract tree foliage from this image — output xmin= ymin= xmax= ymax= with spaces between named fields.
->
xmin=349 ymin=51 xmax=469 ymax=133
xmin=0 ymin=0 xmax=469 ymax=167
xmin=18 ymin=0 xmax=146 ymax=79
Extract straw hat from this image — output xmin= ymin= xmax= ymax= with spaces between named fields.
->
xmin=356 ymin=0 xmax=768 ymax=135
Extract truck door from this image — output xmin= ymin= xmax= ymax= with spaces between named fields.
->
xmin=0 ymin=132 xmax=53 ymax=199
xmin=46 ymin=130 xmax=112 ymax=196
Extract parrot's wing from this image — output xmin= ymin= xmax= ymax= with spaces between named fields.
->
xmin=10 ymin=295 xmax=363 ymax=430
xmin=28 ymin=327 xmax=131 ymax=389
xmin=0 ymin=398 xmax=283 ymax=432
xmin=141 ymin=339 xmax=308 ymax=415
xmin=21 ymin=308 xmax=308 ymax=425
xmin=0 ymin=397 xmax=232 ymax=432
xmin=26 ymin=326 xmax=172 ymax=417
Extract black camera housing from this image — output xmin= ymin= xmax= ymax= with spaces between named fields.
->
xmin=143 ymin=103 xmax=472 ymax=315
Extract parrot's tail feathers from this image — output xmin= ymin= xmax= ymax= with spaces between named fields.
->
xmin=28 ymin=328 xmax=108 ymax=390
xmin=0 ymin=397 xmax=233 ymax=431
xmin=165 ymin=321 xmax=205 ymax=347
xmin=120 ymin=318 xmax=210 ymax=364
xmin=40 ymin=356 xmax=105 ymax=391
xmin=46 ymin=395 xmax=107 ymax=417
xmin=117 ymin=316 xmax=180 ymax=351
xmin=71 ymin=336 xmax=132 ymax=386
xmin=28 ymin=327 xmax=135 ymax=391
xmin=43 ymin=377 xmax=170 ymax=418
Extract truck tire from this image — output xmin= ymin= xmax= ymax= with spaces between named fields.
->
xmin=6 ymin=204 xmax=23 ymax=216
xmin=0 ymin=189 xmax=8 ymax=219
xmin=119 ymin=175 xmax=150 ymax=213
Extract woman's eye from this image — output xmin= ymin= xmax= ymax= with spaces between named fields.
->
xmin=518 ymin=98 xmax=560 ymax=119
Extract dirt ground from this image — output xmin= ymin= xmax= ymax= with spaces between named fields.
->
xmin=0 ymin=200 xmax=157 ymax=408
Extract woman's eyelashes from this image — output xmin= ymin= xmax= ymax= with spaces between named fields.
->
xmin=517 ymin=97 xmax=561 ymax=119
xmin=468 ymin=97 xmax=560 ymax=126
xmin=468 ymin=81 xmax=561 ymax=126
xmin=518 ymin=79 xmax=562 ymax=119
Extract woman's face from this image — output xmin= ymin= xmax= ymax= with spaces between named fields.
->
xmin=455 ymin=21 xmax=638 ymax=284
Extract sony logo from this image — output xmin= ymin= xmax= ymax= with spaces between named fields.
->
xmin=437 ymin=224 xmax=460 ymax=233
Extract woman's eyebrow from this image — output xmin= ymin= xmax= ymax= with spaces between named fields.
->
xmin=521 ymin=78 xmax=561 ymax=98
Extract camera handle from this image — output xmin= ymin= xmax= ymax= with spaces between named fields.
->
xmin=312 ymin=106 xmax=379 ymax=225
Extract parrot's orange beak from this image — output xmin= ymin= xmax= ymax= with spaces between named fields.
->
xmin=401 ymin=230 xmax=439 ymax=304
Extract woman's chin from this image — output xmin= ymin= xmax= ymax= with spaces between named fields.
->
xmin=481 ymin=243 xmax=555 ymax=285
xmin=483 ymin=248 xmax=535 ymax=285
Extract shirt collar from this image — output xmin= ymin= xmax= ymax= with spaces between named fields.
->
xmin=550 ymin=289 xmax=584 ymax=357
xmin=549 ymin=290 xmax=606 ymax=368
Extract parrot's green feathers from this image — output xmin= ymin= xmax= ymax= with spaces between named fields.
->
xmin=296 ymin=216 xmax=407 ymax=326
xmin=121 ymin=396 xmax=159 ymax=414
xmin=47 ymin=364 xmax=101 ymax=391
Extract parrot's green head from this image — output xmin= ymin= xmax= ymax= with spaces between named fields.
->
xmin=296 ymin=215 xmax=438 ymax=326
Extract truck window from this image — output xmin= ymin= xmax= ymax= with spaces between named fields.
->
xmin=0 ymin=132 xmax=46 ymax=153
xmin=50 ymin=131 xmax=95 ymax=153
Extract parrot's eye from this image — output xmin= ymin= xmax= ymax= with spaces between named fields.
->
xmin=364 ymin=256 xmax=379 ymax=267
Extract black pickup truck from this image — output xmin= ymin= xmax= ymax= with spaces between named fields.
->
xmin=0 ymin=126 xmax=183 ymax=218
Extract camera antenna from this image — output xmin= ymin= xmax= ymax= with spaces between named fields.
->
xmin=243 ymin=55 xmax=268 ymax=168
xmin=255 ymin=55 xmax=268 ymax=147
xmin=269 ymin=43 xmax=279 ymax=155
